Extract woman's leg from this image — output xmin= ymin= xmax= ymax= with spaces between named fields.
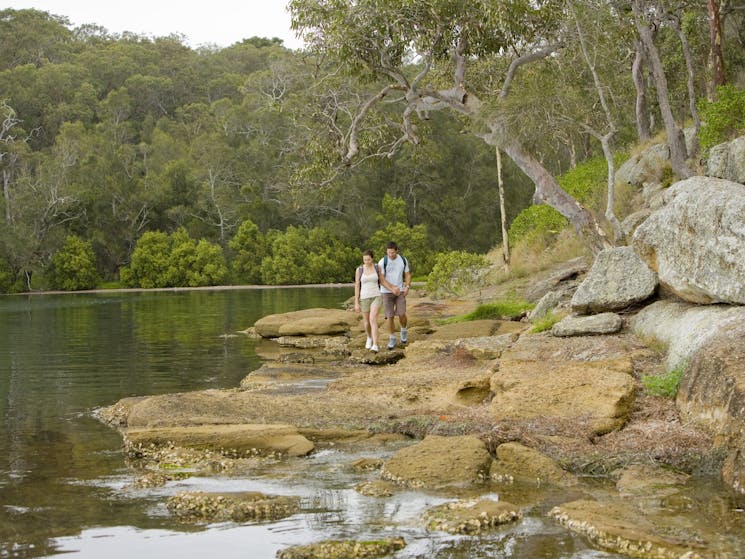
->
xmin=362 ymin=311 xmax=372 ymax=339
xmin=369 ymin=301 xmax=381 ymax=348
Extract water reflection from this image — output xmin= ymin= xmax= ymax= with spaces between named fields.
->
xmin=0 ymin=287 xmax=347 ymax=558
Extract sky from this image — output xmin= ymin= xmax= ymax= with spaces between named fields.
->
xmin=3 ymin=0 xmax=304 ymax=49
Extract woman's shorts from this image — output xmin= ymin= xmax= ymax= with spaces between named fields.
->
xmin=360 ymin=295 xmax=382 ymax=313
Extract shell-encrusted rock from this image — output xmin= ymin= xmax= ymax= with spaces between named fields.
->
xmin=422 ymin=499 xmax=522 ymax=534
xmin=350 ymin=458 xmax=384 ymax=472
xmin=166 ymin=491 xmax=299 ymax=523
xmin=355 ymin=481 xmax=395 ymax=497
xmin=277 ymin=536 xmax=406 ymax=559
xmin=549 ymin=499 xmax=707 ymax=559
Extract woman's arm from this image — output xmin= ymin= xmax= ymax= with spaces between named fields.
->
xmin=354 ymin=267 xmax=362 ymax=310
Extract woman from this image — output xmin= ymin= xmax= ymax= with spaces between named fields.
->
xmin=354 ymin=250 xmax=399 ymax=352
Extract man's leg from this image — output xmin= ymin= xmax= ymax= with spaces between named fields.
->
xmin=382 ymin=293 xmax=397 ymax=349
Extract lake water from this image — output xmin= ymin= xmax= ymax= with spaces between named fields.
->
xmin=1 ymin=288 xmax=743 ymax=559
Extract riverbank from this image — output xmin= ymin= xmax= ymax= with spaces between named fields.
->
xmin=98 ymin=256 xmax=745 ymax=558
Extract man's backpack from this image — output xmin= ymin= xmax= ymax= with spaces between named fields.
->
xmin=382 ymin=254 xmax=408 ymax=275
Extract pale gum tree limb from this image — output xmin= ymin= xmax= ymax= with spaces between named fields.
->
xmin=570 ymin=2 xmax=624 ymax=242
xmin=341 ymin=34 xmax=611 ymax=253
xmin=632 ymin=40 xmax=652 ymax=142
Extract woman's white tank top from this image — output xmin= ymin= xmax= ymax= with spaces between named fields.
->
xmin=360 ymin=266 xmax=381 ymax=299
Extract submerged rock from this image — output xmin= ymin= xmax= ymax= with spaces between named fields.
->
xmin=423 ymin=498 xmax=522 ymax=534
xmin=167 ymin=491 xmax=299 ymax=523
xmin=355 ymin=480 xmax=395 ymax=497
xmin=549 ymin=499 xmax=708 ymax=558
xmin=124 ymin=423 xmax=315 ymax=458
xmin=277 ymin=537 xmax=406 ymax=559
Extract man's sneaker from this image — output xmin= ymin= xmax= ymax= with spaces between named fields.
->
xmin=365 ymin=337 xmax=373 ymax=349
xmin=387 ymin=336 xmax=396 ymax=350
xmin=371 ymin=344 xmax=379 ymax=352
xmin=400 ymin=328 xmax=408 ymax=343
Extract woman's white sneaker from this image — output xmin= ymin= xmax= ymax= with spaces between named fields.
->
xmin=365 ymin=337 xmax=372 ymax=349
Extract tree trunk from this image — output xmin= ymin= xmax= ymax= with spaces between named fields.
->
xmin=632 ymin=41 xmax=651 ymax=143
xmin=632 ymin=2 xmax=692 ymax=179
xmin=496 ymin=148 xmax=510 ymax=267
xmin=600 ymin=134 xmax=623 ymax=242
xmin=708 ymin=0 xmax=726 ymax=98
xmin=668 ymin=15 xmax=701 ymax=158
xmin=500 ymin=136 xmax=610 ymax=255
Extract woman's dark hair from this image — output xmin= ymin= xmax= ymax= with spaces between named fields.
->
xmin=363 ymin=249 xmax=374 ymax=258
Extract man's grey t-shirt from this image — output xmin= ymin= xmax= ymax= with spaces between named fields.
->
xmin=379 ymin=255 xmax=410 ymax=294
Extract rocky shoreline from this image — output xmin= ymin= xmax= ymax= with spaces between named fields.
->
xmin=99 ymin=172 xmax=745 ymax=558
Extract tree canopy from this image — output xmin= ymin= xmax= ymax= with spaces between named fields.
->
xmin=1 ymin=4 xmax=744 ymax=291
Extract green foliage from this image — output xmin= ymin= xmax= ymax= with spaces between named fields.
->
xmin=120 ymin=229 xmax=226 ymax=288
xmin=367 ymin=196 xmax=437 ymax=275
xmin=48 ymin=235 xmax=100 ymax=291
xmin=443 ymin=300 xmax=533 ymax=324
xmin=698 ymin=85 xmax=745 ymax=151
xmin=425 ymin=251 xmax=490 ymax=299
xmin=558 ymin=156 xmax=615 ymax=204
xmin=508 ymin=204 xmax=569 ymax=245
xmin=0 ymin=256 xmax=15 ymax=293
xmin=530 ymin=311 xmax=561 ymax=333
xmin=260 ymin=225 xmax=358 ymax=285
xmin=508 ymin=155 xmax=620 ymax=245
xmin=228 ymin=219 xmax=266 ymax=284
xmin=642 ymin=362 xmax=687 ymax=399
xmin=120 ymin=231 xmax=171 ymax=288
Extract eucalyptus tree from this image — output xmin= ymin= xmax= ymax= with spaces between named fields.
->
xmin=289 ymin=0 xmax=614 ymax=253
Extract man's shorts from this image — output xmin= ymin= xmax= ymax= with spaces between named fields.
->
xmin=360 ymin=295 xmax=382 ymax=313
xmin=382 ymin=292 xmax=406 ymax=318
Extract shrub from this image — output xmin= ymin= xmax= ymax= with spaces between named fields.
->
xmin=642 ymin=362 xmax=687 ymax=398
xmin=48 ymin=235 xmax=100 ymax=291
xmin=120 ymin=231 xmax=171 ymax=288
xmin=261 ymin=225 xmax=358 ymax=285
xmin=698 ymin=85 xmax=745 ymax=151
xmin=120 ymin=229 xmax=226 ymax=288
xmin=426 ymin=251 xmax=490 ymax=299
xmin=508 ymin=204 xmax=568 ymax=246
xmin=228 ymin=219 xmax=266 ymax=284
xmin=530 ymin=311 xmax=561 ymax=333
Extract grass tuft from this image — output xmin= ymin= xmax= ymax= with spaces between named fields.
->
xmin=642 ymin=362 xmax=686 ymax=398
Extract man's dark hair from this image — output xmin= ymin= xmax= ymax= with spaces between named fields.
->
xmin=386 ymin=241 xmax=398 ymax=250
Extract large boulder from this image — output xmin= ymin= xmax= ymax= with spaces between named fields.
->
xmin=630 ymin=300 xmax=745 ymax=370
xmin=676 ymin=320 xmax=745 ymax=494
xmin=632 ymin=176 xmax=745 ymax=305
xmin=570 ymin=246 xmax=658 ymax=314
xmin=706 ymin=136 xmax=745 ymax=184
xmin=254 ymin=308 xmax=359 ymax=337
xmin=615 ymin=142 xmax=671 ymax=188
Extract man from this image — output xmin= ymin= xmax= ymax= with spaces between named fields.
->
xmin=379 ymin=241 xmax=411 ymax=350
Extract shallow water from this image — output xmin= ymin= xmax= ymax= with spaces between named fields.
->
xmin=1 ymin=289 xmax=744 ymax=558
